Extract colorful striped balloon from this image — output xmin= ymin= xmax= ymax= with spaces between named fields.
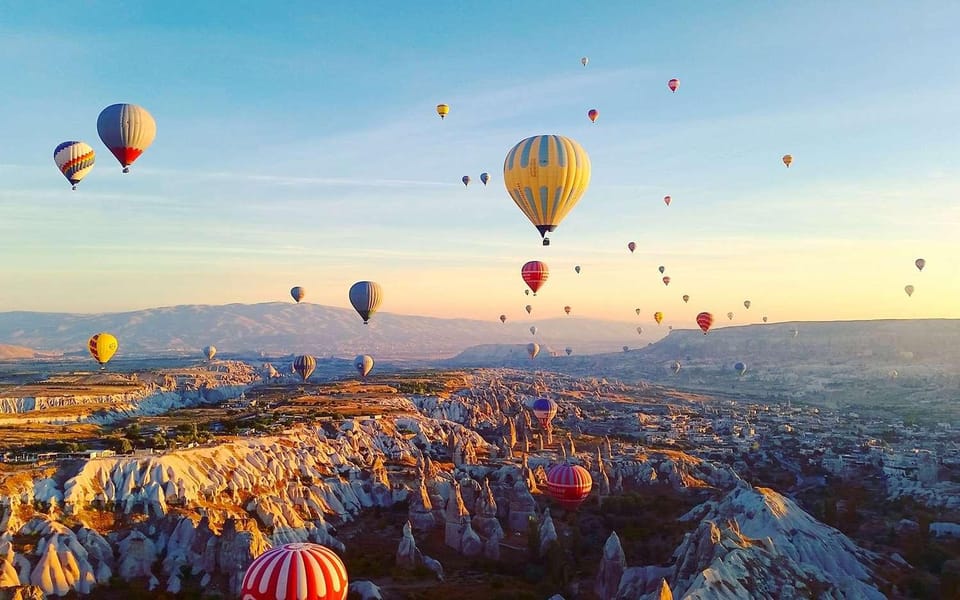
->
xmin=531 ymin=397 xmax=557 ymax=429
xmin=696 ymin=312 xmax=714 ymax=335
xmin=241 ymin=543 xmax=348 ymax=600
xmin=53 ymin=141 xmax=95 ymax=189
xmin=96 ymin=104 xmax=156 ymax=173
xmin=293 ymin=355 xmax=316 ymax=382
xmin=521 ymin=261 xmax=549 ymax=295
xmin=348 ymin=281 xmax=383 ymax=324
xmin=291 ymin=286 xmax=306 ymax=303
xmin=546 ymin=464 xmax=593 ymax=510
xmin=503 ymin=135 xmax=591 ymax=246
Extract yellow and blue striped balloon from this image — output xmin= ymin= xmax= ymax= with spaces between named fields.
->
xmin=53 ymin=141 xmax=95 ymax=190
xmin=503 ymin=135 xmax=591 ymax=245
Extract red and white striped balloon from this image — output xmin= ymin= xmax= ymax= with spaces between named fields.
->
xmin=696 ymin=312 xmax=714 ymax=335
xmin=241 ymin=543 xmax=348 ymax=600
xmin=546 ymin=464 xmax=593 ymax=510
xmin=521 ymin=260 xmax=549 ymax=295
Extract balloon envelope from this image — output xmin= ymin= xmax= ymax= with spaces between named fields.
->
xmin=293 ymin=355 xmax=316 ymax=381
xmin=53 ymin=141 xmax=95 ymax=189
xmin=574 ymin=265 xmax=581 ymax=274
xmin=663 ymin=195 xmax=671 ymax=206
xmin=436 ymin=104 xmax=449 ymax=119
xmin=480 ymin=172 xmax=490 ymax=185
xmin=654 ymin=312 xmax=664 ymax=325
xmin=581 ymin=57 xmax=588 ymax=66
xmin=662 ymin=276 xmax=671 ymax=286
xmin=529 ymin=326 xmax=537 ymax=335
xmin=521 ymin=260 xmax=549 ymax=294
xmin=668 ymin=78 xmax=680 ymax=92
xmin=782 ymin=154 xmax=793 ymax=167
xmin=462 ymin=175 xmax=470 ymax=187
xmin=587 ymin=109 xmax=599 ymax=123
xmin=503 ymin=135 xmax=591 ymax=245
xmin=349 ymin=281 xmax=383 ymax=324
xmin=904 ymin=285 xmax=914 ymax=297
xmin=354 ymin=355 xmax=374 ymax=378
xmin=627 ymin=242 xmax=636 ymax=253
xmin=734 ymin=362 xmax=747 ymax=376
xmin=546 ymin=463 xmax=592 ymax=510
xmin=565 ymin=347 xmax=573 ymax=355
xmin=915 ymin=258 xmax=926 ymax=271
xmin=531 ymin=397 xmax=558 ymax=429
xmin=291 ymin=286 xmax=306 ymax=303
xmin=527 ymin=342 xmax=540 ymax=359
xmin=696 ymin=312 xmax=714 ymax=334
xmin=525 ymin=304 xmax=533 ymax=314
xmin=564 ymin=305 xmax=571 ymax=315
xmin=240 ymin=542 xmax=348 ymax=600
xmin=203 ymin=345 xmax=216 ymax=360
xmin=682 ymin=294 xmax=690 ymax=303
xmin=88 ymin=333 xmax=118 ymax=366
xmin=744 ymin=300 xmax=751 ymax=309
xmin=727 ymin=312 xmax=734 ymax=320
xmin=500 ymin=314 xmax=507 ymax=323
xmin=97 ymin=104 xmax=156 ymax=172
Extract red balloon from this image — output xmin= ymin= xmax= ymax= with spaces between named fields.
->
xmin=588 ymin=109 xmax=599 ymax=123
xmin=663 ymin=195 xmax=671 ymax=206
xmin=627 ymin=241 xmax=636 ymax=253
xmin=668 ymin=78 xmax=680 ymax=92
xmin=696 ymin=312 xmax=714 ymax=335
xmin=241 ymin=543 xmax=348 ymax=600
xmin=662 ymin=276 xmax=671 ymax=286
xmin=522 ymin=261 xmax=549 ymax=295
xmin=546 ymin=464 xmax=593 ymax=510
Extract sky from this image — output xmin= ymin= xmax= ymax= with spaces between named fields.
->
xmin=1 ymin=1 xmax=959 ymax=331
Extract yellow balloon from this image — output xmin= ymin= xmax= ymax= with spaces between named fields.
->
xmin=654 ymin=311 xmax=664 ymax=325
xmin=88 ymin=332 xmax=118 ymax=365
xmin=436 ymin=104 xmax=450 ymax=119
xmin=503 ymin=135 xmax=591 ymax=245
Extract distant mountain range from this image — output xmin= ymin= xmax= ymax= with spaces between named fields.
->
xmin=0 ymin=303 xmax=642 ymax=359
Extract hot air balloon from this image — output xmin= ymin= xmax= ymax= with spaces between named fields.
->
xmin=525 ymin=304 xmax=533 ymax=314
xmin=662 ymin=276 xmax=671 ymax=286
xmin=668 ymin=78 xmax=680 ymax=92
xmin=525 ymin=289 xmax=530 ymax=296
xmin=462 ymin=175 xmax=471 ymax=187
xmin=587 ymin=109 xmax=599 ymax=123
xmin=889 ymin=369 xmax=899 ymax=379
xmin=635 ymin=308 xmax=641 ymax=316
xmin=762 ymin=316 xmax=768 ymax=323
xmin=654 ymin=312 xmax=664 ymax=325
xmin=658 ymin=265 xmax=665 ymax=274
xmin=527 ymin=342 xmax=540 ymax=359
xmin=792 ymin=328 xmax=799 ymax=338
xmin=623 ymin=346 xmax=630 ymax=353
xmin=240 ymin=542 xmax=348 ymax=600
xmin=744 ymin=300 xmax=751 ymax=309
xmin=782 ymin=154 xmax=793 ymax=168
xmin=672 ymin=361 xmax=681 ymax=374
xmin=529 ymin=326 xmax=537 ymax=335
xmin=915 ymin=258 xmax=926 ymax=271
xmin=581 ymin=57 xmax=589 ymax=67
xmin=521 ymin=260 xmax=549 ymax=295
xmin=349 ymin=281 xmax=383 ymax=324
xmin=564 ymin=305 xmax=571 ymax=315
xmin=627 ymin=242 xmax=636 ymax=253
xmin=668 ymin=325 xmax=673 ymax=330
xmin=636 ymin=326 xmax=643 ymax=335
xmin=203 ymin=345 xmax=216 ymax=361
xmin=574 ymin=265 xmax=581 ymax=274
xmin=291 ymin=286 xmax=306 ymax=303
xmin=480 ymin=172 xmax=490 ymax=186
xmin=727 ymin=312 xmax=734 ymax=320
xmin=546 ymin=463 xmax=592 ymax=510
xmin=696 ymin=312 xmax=713 ymax=334
xmin=904 ymin=285 xmax=914 ymax=297
xmin=53 ymin=141 xmax=95 ymax=190
xmin=96 ymin=104 xmax=156 ymax=173
xmin=663 ymin=195 xmax=671 ymax=206
xmin=565 ymin=347 xmax=573 ymax=356
xmin=293 ymin=355 xmax=316 ymax=381
xmin=682 ymin=294 xmax=690 ymax=303
xmin=734 ymin=362 xmax=747 ymax=376
xmin=354 ymin=355 xmax=374 ymax=378
xmin=436 ymin=104 xmax=450 ymax=119
xmin=500 ymin=314 xmax=507 ymax=323
xmin=88 ymin=333 xmax=118 ymax=367
xmin=531 ymin=397 xmax=558 ymax=429
xmin=503 ymin=135 xmax=591 ymax=246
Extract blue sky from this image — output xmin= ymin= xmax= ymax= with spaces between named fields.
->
xmin=1 ymin=1 xmax=958 ymax=330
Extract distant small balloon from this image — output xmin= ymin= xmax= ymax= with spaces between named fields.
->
xmin=588 ymin=109 xmax=599 ymax=123
xmin=663 ymin=195 xmax=671 ymax=206
xmin=480 ymin=172 xmax=490 ymax=186
xmin=915 ymin=258 xmax=926 ymax=271
xmin=525 ymin=304 xmax=533 ymax=314
xmin=682 ymin=294 xmax=690 ymax=303
xmin=525 ymin=289 xmax=530 ymax=296
xmin=436 ymin=103 xmax=450 ymax=119
xmin=904 ymin=284 xmax=915 ymax=297
xmin=696 ymin=312 xmax=714 ymax=334
xmin=668 ymin=78 xmax=680 ymax=92
xmin=654 ymin=311 xmax=664 ymax=325
xmin=290 ymin=286 xmax=306 ymax=303
xmin=662 ymin=276 xmax=670 ymax=286
xmin=522 ymin=260 xmax=549 ymax=295
xmin=354 ymin=354 xmax=374 ymax=378
xmin=734 ymin=361 xmax=747 ymax=376
xmin=530 ymin=326 xmax=537 ymax=335
xmin=636 ymin=326 xmax=643 ymax=335
xmin=628 ymin=241 xmax=636 ymax=253
xmin=574 ymin=265 xmax=581 ymax=274
xmin=672 ymin=361 xmax=681 ymax=374
xmin=782 ymin=154 xmax=793 ymax=168
xmin=564 ymin=305 xmax=572 ymax=315
xmin=527 ymin=342 xmax=540 ymax=359
xmin=744 ymin=300 xmax=751 ymax=309
xmin=727 ymin=312 xmax=734 ymax=320
xmin=635 ymin=308 xmax=641 ymax=316
xmin=565 ymin=347 xmax=573 ymax=356
xmin=462 ymin=175 xmax=471 ymax=187
xmin=581 ymin=57 xmax=589 ymax=67
xmin=762 ymin=316 xmax=768 ymax=323
xmin=203 ymin=345 xmax=216 ymax=361
xmin=623 ymin=346 xmax=630 ymax=353
xmin=658 ymin=265 xmax=665 ymax=274
xmin=500 ymin=314 xmax=507 ymax=323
